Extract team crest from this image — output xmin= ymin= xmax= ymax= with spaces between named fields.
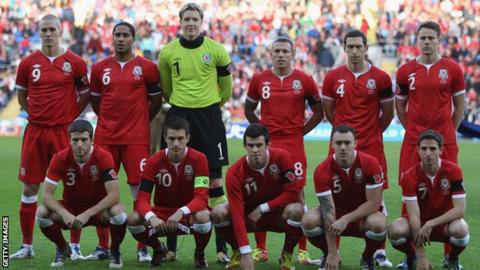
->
xmin=184 ymin=164 xmax=193 ymax=176
xmin=202 ymin=53 xmax=212 ymax=64
xmin=439 ymin=69 xmax=448 ymax=84
xmin=366 ymin=79 xmax=376 ymax=95
xmin=269 ymin=164 xmax=280 ymax=179
xmin=20 ymin=167 xmax=26 ymax=177
xmin=440 ymin=178 xmax=450 ymax=194
xmin=133 ymin=66 xmax=143 ymax=75
xmin=62 ymin=62 xmax=72 ymax=73
xmin=90 ymin=165 xmax=98 ymax=181
xmin=292 ymin=80 xmax=302 ymax=89
xmin=354 ymin=168 xmax=363 ymax=183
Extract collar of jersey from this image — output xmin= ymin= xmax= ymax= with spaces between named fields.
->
xmin=180 ymin=35 xmax=204 ymax=49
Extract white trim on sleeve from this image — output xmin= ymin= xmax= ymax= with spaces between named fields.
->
xmin=180 ymin=206 xmax=191 ymax=215
xmin=366 ymin=183 xmax=384 ymax=189
xmin=90 ymin=92 xmax=101 ymax=96
xmin=44 ymin=177 xmax=59 ymax=186
xmin=316 ymin=190 xmax=332 ymax=197
xmin=452 ymin=194 xmax=466 ymax=199
xmin=77 ymin=88 xmax=90 ymax=95
xmin=453 ymin=89 xmax=466 ymax=96
xmin=246 ymin=96 xmax=259 ymax=103
xmin=321 ymin=95 xmax=334 ymax=101
xmin=380 ymin=97 xmax=394 ymax=103
xmin=259 ymin=203 xmax=270 ymax=214
xmin=402 ymin=196 xmax=418 ymax=201
xmin=395 ymin=95 xmax=408 ymax=100
xmin=148 ymin=91 xmax=162 ymax=96
xmin=144 ymin=211 xmax=156 ymax=221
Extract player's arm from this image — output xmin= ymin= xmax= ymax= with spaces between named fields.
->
xmin=217 ymin=64 xmax=232 ymax=107
xmin=42 ymin=179 xmax=75 ymax=228
xmin=452 ymin=92 xmax=465 ymax=129
xmin=303 ymin=98 xmax=324 ymax=135
xmin=322 ymin=98 xmax=335 ymax=124
xmin=182 ymin=175 xmax=209 ymax=215
xmin=77 ymin=92 xmax=90 ymax=115
xmin=89 ymin=65 xmax=101 ymax=115
xmin=404 ymin=199 xmax=429 ymax=260
xmin=425 ymin=180 xmax=466 ymax=228
xmin=264 ymin=170 xmax=301 ymax=212
xmin=17 ymin=89 xmax=29 ymax=113
xmin=317 ymin=193 xmax=338 ymax=256
xmin=395 ymin=71 xmax=409 ymax=128
xmin=74 ymin=60 xmax=90 ymax=115
xmin=244 ymin=99 xmax=259 ymax=123
xmin=146 ymin=65 xmax=163 ymax=121
xmin=90 ymin=95 xmax=101 ymax=115
xmin=158 ymin=50 xmax=172 ymax=102
xmin=379 ymin=99 xmax=394 ymax=131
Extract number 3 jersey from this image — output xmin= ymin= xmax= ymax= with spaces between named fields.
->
xmin=90 ymin=56 xmax=161 ymax=145
xmin=314 ymin=151 xmax=384 ymax=215
xmin=45 ymin=146 xmax=117 ymax=207
xmin=401 ymin=159 xmax=465 ymax=222
xmin=246 ymin=69 xmax=320 ymax=139
xmin=15 ymin=50 xmax=89 ymax=126
xmin=136 ymin=147 xmax=210 ymax=219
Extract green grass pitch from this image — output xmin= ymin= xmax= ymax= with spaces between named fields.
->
xmin=1 ymin=137 xmax=478 ymax=269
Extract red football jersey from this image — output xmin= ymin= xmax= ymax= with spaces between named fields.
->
xmin=136 ymin=148 xmax=209 ymax=219
xmin=246 ymin=69 xmax=320 ymax=138
xmin=401 ymin=159 xmax=465 ymax=222
xmin=15 ymin=50 xmax=89 ymax=126
xmin=314 ymin=151 xmax=384 ymax=215
xmin=226 ymin=148 xmax=302 ymax=248
xmin=90 ymin=56 xmax=161 ymax=145
xmin=396 ymin=57 xmax=466 ymax=144
xmin=322 ymin=65 xmax=393 ymax=153
xmin=45 ymin=146 xmax=117 ymax=207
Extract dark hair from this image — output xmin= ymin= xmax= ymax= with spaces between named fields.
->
xmin=179 ymin=2 xmax=204 ymax=20
xmin=243 ymin=123 xmax=270 ymax=145
xmin=343 ymin=29 xmax=367 ymax=46
xmin=331 ymin=124 xmax=356 ymax=138
xmin=418 ymin=129 xmax=444 ymax=148
xmin=69 ymin=119 xmax=94 ymax=138
xmin=417 ymin=21 xmax=441 ymax=37
xmin=272 ymin=36 xmax=294 ymax=52
xmin=164 ymin=116 xmax=190 ymax=136
xmin=112 ymin=21 xmax=136 ymax=39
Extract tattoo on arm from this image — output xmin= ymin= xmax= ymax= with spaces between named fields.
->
xmin=318 ymin=196 xmax=335 ymax=230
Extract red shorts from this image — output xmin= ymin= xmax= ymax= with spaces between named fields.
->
xmin=271 ymin=136 xmax=307 ymax=182
xmin=98 ymin=144 xmax=149 ymax=185
xmin=59 ymin=200 xmax=106 ymax=229
xmin=246 ymin=208 xmax=286 ymax=233
xmin=398 ymin=143 xmax=458 ymax=184
xmin=401 ymin=216 xmax=449 ymax=243
xmin=19 ymin=124 xmax=69 ymax=184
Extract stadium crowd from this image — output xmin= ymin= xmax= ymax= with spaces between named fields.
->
xmin=0 ymin=0 xmax=479 ymax=122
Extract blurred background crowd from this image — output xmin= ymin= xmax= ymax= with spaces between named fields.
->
xmin=0 ymin=0 xmax=479 ymax=124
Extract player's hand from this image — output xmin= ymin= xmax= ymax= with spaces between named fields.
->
xmin=329 ymin=217 xmax=348 ymax=236
xmin=325 ymin=252 xmax=340 ymax=270
xmin=149 ymin=216 xmax=167 ymax=235
xmin=61 ymin=212 xmax=76 ymax=229
xmin=166 ymin=209 xmax=184 ymax=234
xmin=416 ymin=222 xmax=432 ymax=247
xmin=240 ymin=253 xmax=255 ymax=270
xmin=416 ymin=257 xmax=432 ymax=270
xmin=72 ymin=212 xmax=91 ymax=230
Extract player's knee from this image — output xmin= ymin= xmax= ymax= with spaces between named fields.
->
xmin=193 ymin=210 xmax=210 ymax=224
xmin=35 ymin=204 xmax=49 ymax=218
xmin=109 ymin=203 xmax=126 ymax=216
xmin=301 ymin=208 xmax=322 ymax=230
xmin=211 ymin=205 xmax=230 ymax=225
xmin=302 ymin=226 xmax=324 ymax=238
xmin=283 ymin=202 xmax=304 ymax=221
xmin=365 ymin=212 xmax=387 ymax=233
xmin=127 ymin=211 xmax=142 ymax=226
xmin=388 ymin=219 xmax=409 ymax=241
xmin=192 ymin=221 xmax=212 ymax=234
xmin=448 ymin=219 xmax=469 ymax=239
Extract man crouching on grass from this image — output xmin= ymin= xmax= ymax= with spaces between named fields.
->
xmin=36 ymin=119 xmax=127 ymax=268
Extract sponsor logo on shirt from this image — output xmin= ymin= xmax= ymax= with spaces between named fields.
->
xmin=354 ymin=168 xmax=363 ymax=183
xmin=62 ymin=62 xmax=72 ymax=73
xmin=439 ymin=69 xmax=448 ymax=84
xmin=338 ymin=79 xmax=346 ymax=84
xmin=366 ymin=79 xmax=376 ymax=94
xmin=202 ymin=53 xmax=212 ymax=64
xmin=269 ymin=164 xmax=280 ymax=179
xmin=90 ymin=165 xmax=98 ymax=181
xmin=440 ymin=178 xmax=450 ymax=194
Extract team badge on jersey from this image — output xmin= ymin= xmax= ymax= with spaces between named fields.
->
xmin=202 ymin=53 xmax=212 ymax=64
xmin=440 ymin=178 xmax=450 ymax=194
xmin=184 ymin=164 xmax=193 ymax=177
xmin=90 ymin=165 xmax=98 ymax=181
xmin=439 ymin=69 xmax=448 ymax=84
xmin=269 ymin=164 xmax=280 ymax=179
xmin=292 ymin=79 xmax=302 ymax=90
xmin=133 ymin=66 xmax=143 ymax=80
xmin=62 ymin=62 xmax=72 ymax=73
xmin=20 ymin=167 xmax=26 ymax=177
xmin=366 ymin=79 xmax=376 ymax=94
xmin=354 ymin=168 xmax=363 ymax=183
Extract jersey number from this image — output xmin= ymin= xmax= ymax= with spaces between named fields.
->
xmin=156 ymin=172 xmax=172 ymax=187
xmin=173 ymin=62 xmax=180 ymax=75
xmin=32 ymin=68 xmax=41 ymax=82
xmin=103 ymin=71 xmax=111 ymax=85
xmin=244 ymin=181 xmax=257 ymax=195
xmin=408 ymin=76 xmax=415 ymax=91
xmin=217 ymin=143 xmax=225 ymax=161
xmin=418 ymin=187 xmax=427 ymax=200
xmin=66 ymin=172 xmax=75 ymax=186
xmin=140 ymin=158 xmax=146 ymax=172
xmin=262 ymin=85 xmax=270 ymax=99
xmin=333 ymin=179 xmax=342 ymax=193
xmin=294 ymin=162 xmax=303 ymax=176
xmin=336 ymin=83 xmax=345 ymax=97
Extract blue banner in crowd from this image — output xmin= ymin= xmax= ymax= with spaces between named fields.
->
xmin=227 ymin=122 xmax=406 ymax=141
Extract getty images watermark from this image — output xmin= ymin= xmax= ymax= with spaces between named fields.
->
xmin=2 ymin=216 xmax=8 ymax=268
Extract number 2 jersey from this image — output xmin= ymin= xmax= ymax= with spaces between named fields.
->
xmin=226 ymin=148 xmax=303 ymax=248
xmin=135 ymin=147 xmax=210 ymax=220
xmin=314 ymin=151 xmax=384 ymax=216
xmin=45 ymin=146 xmax=117 ymax=207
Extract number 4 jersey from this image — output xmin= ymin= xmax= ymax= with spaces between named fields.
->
xmin=314 ymin=151 xmax=384 ymax=216
xmin=45 ymin=145 xmax=117 ymax=207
